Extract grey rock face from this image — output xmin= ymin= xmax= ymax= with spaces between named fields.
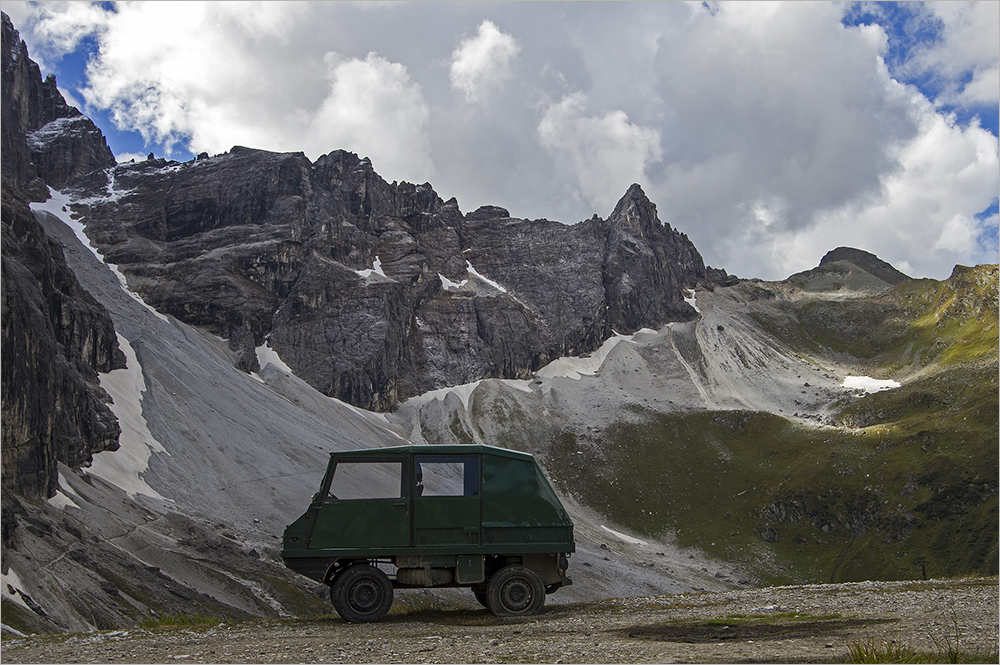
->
xmin=73 ymin=148 xmax=715 ymax=410
xmin=601 ymin=183 xmax=706 ymax=331
xmin=1 ymin=12 xmax=126 ymax=504
xmin=1 ymin=187 xmax=126 ymax=501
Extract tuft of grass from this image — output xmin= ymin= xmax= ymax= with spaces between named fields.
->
xmin=846 ymin=637 xmax=920 ymax=663
xmin=847 ymin=612 xmax=999 ymax=664
xmin=846 ymin=636 xmax=998 ymax=664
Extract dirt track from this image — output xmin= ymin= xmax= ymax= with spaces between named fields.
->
xmin=2 ymin=577 xmax=996 ymax=663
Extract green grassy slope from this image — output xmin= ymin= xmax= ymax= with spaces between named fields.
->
xmin=544 ymin=264 xmax=998 ymax=585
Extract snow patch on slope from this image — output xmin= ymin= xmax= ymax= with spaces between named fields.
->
xmin=30 ymin=189 xmax=94 ymax=258
xmin=90 ymin=334 xmax=170 ymax=501
xmin=25 ymin=116 xmax=89 ymax=151
xmin=439 ymin=260 xmax=510 ymax=295
xmin=842 ymin=376 xmax=901 ymax=393
xmin=356 ymin=256 xmax=392 ymax=284
xmin=466 ymin=260 xmax=507 ymax=293
xmin=684 ymin=289 xmax=700 ymax=313
xmin=439 ymin=273 xmax=469 ymax=292
xmin=255 ymin=342 xmax=293 ymax=375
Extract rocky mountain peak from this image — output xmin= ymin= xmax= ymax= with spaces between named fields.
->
xmin=465 ymin=205 xmax=510 ymax=221
xmin=2 ymin=11 xmax=115 ymax=194
xmin=820 ymin=246 xmax=911 ymax=285
xmin=607 ymin=182 xmax=662 ymax=237
xmin=787 ymin=246 xmax=913 ymax=294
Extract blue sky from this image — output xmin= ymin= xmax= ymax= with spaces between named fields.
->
xmin=843 ymin=2 xmax=998 ymax=136
xmin=5 ymin=1 xmax=998 ymax=281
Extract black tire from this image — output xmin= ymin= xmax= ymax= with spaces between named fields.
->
xmin=471 ymin=583 xmax=489 ymax=608
xmin=330 ymin=564 xmax=393 ymax=623
xmin=486 ymin=564 xmax=545 ymax=617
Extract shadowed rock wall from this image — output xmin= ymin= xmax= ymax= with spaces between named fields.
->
xmin=73 ymin=149 xmax=722 ymax=410
xmin=1 ymin=13 xmax=125 ymax=502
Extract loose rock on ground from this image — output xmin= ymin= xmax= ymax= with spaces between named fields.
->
xmin=3 ymin=577 xmax=996 ymax=663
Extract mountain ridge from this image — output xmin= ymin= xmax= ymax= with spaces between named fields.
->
xmin=59 ymin=133 xmax=724 ymax=411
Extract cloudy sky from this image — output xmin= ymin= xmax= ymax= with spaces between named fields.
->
xmin=6 ymin=1 xmax=998 ymax=280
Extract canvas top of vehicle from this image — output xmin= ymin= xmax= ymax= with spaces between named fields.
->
xmin=281 ymin=444 xmax=575 ymax=621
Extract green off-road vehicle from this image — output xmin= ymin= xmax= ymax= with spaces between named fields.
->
xmin=281 ymin=444 xmax=575 ymax=622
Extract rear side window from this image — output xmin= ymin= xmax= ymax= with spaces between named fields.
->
xmin=415 ymin=457 xmax=479 ymax=497
xmin=329 ymin=461 xmax=403 ymax=500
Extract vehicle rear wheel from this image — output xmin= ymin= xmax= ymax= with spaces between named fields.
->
xmin=486 ymin=564 xmax=544 ymax=617
xmin=330 ymin=564 xmax=393 ymax=623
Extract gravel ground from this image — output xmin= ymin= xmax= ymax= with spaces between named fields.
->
xmin=3 ymin=577 xmax=996 ymax=663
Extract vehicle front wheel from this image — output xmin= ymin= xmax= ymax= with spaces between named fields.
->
xmin=330 ymin=564 xmax=393 ymax=623
xmin=486 ymin=564 xmax=544 ymax=617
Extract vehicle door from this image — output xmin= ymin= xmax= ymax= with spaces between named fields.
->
xmin=308 ymin=455 xmax=411 ymax=550
xmin=412 ymin=455 xmax=481 ymax=548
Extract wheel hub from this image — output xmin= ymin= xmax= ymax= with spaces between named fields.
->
xmin=499 ymin=578 xmax=532 ymax=612
xmin=349 ymin=579 xmax=381 ymax=611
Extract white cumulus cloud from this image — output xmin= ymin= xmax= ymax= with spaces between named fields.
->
xmin=16 ymin=2 xmax=433 ymax=183
xmin=7 ymin=1 xmax=996 ymax=281
xmin=449 ymin=20 xmax=520 ymax=103
xmin=538 ymin=93 xmax=663 ymax=214
xmin=726 ymin=95 xmax=999 ymax=279
xmin=647 ymin=1 xmax=998 ymax=279
xmin=905 ymin=2 xmax=1000 ymax=109
xmin=310 ymin=52 xmax=433 ymax=182
xmin=10 ymin=0 xmax=108 ymax=68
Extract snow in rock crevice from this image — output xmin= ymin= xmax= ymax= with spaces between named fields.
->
xmin=439 ymin=272 xmax=469 ymax=292
xmin=356 ymin=256 xmax=391 ymax=283
xmin=255 ymin=342 xmax=294 ymax=376
xmin=25 ymin=116 xmax=89 ymax=151
xmin=466 ymin=260 xmax=507 ymax=293
xmin=684 ymin=289 xmax=700 ymax=314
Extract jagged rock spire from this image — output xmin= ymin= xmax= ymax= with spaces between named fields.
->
xmin=607 ymin=183 xmax=663 ymax=238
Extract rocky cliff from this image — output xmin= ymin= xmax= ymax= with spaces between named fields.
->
xmin=1 ymin=13 xmax=125 ymax=503
xmin=1 ymin=185 xmax=125 ymax=501
xmin=68 ymin=147 xmax=725 ymax=411
xmin=1 ymin=14 xmax=115 ymax=197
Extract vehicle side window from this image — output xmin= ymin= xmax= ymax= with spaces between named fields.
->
xmin=415 ymin=457 xmax=479 ymax=497
xmin=328 ymin=461 xmax=402 ymax=500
